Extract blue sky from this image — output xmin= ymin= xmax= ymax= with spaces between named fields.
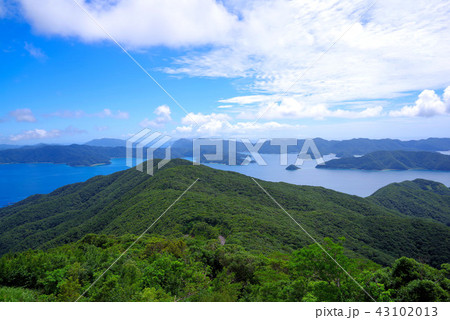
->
xmin=1 ymin=0 xmax=449 ymax=144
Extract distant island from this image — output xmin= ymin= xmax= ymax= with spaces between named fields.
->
xmin=317 ymin=150 xmax=450 ymax=171
xmin=285 ymin=164 xmax=300 ymax=171
xmin=0 ymin=145 xmax=125 ymax=167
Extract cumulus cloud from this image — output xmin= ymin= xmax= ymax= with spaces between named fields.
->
xmin=390 ymin=87 xmax=450 ymax=117
xmin=9 ymin=126 xmax=86 ymax=141
xmin=9 ymin=108 xmax=36 ymax=122
xmin=17 ymin=0 xmax=237 ymax=48
xmin=221 ymin=96 xmax=383 ymax=120
xmin=175 ymin=112 xmax=303 ymax=136
xmin=444 ymin=87 xmax=450 ymax=113
xmin=24 ymin=42 xmax=46 ymax=60
xmin=139 ymin=105 xmax=172 ymax=128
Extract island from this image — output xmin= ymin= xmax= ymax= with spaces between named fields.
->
xmin=285 ymin=164 xmax=300 ymax=170
xmin=316 ymin=150 xmax=450 ymax=171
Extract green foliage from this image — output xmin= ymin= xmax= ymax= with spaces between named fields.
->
xmin=1 ymin=160 xmax=448 ymax=268
xmin=369 ymin=179 xmax=450 ymax=226
xmin=0 ymin=286 xmax=41 ymax=302
xmin=0 ymin=235 xmax=447 ymax=302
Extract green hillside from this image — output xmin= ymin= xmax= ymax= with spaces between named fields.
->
xmin=368 ymin=179 xmax=450 ymax=226
xmin=0 ymin=235 xmax=448 ymax=302
xmin=0 ymin=159 xmax=448 ymax=269
xmin=318 ymin=151 xmax=450 ymax=171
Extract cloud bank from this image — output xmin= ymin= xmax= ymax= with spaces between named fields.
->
xmin=390 ymin=87 xmax=450 ymax=117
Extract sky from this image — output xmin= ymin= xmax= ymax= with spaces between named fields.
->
xmin=0 ymin=0 xmax=449 ymax=145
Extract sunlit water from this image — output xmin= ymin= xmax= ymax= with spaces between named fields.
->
xmin=1 ymin=155 xmax=450 ymax=207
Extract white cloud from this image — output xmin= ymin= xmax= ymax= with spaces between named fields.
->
xmin=235 ymin=97 xmax=383 ymax=120
xmin=8 ymin=126 xmax=85 ymax=142
xmin=17 ymin=0 xmax=237 ymax=48
xmin=176 ymin=126 xmax=193 ymax=133
xmin=217 ymin=105 xmax=233 ymax=109
xmin=139 ymin=105 xmax=172 ymax=128
xmin=389 ymin=87 xmax=450 ymax=117
xmin=167 ymin=0 xmax=450 ymax=106
xmin=176 ymin=112 xmax=303 ymax=137
xmin=9 ymin=108 xmax=36 ymax=122
xmin=444 ymin=86 xmax=450 ymax=113
xmin=15 ymin=0 xmax=450 ymax=126
xmin=219 ymin=95 xmax=273 ymax=105
xmin=24 ymin=42 xmax=46 ymax=59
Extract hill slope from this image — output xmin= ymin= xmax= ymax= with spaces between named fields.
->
xmin=0 ymin=159 xmax=448 ymax=267
xmin=317 ymin=151 xmax=450 ymax=171
xmin=368 ymin=179 xmax=450 ymax=226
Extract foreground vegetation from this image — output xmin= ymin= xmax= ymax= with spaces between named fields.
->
xmin=0 ymin=235 xmax=448 ymax=302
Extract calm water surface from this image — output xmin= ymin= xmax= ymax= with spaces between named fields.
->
xmin=1 ymin=155 xmax=450 ymax=207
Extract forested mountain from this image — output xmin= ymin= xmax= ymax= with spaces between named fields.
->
xmin=368 ymin=179 xmax=450 ymax=226
xmin=0 ymin=160 xmax=448 ymax=268
xmin=0 ymin=145 xmax=125 ymax=166
xmin=317 ymin=151 xmax=450 ymax=171
xmin=0 ymin=160 xmax=449 ymax=302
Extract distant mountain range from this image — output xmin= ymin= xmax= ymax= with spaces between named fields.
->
xmin=0 ymin=137 xmax=449 ymax=167
xmin=0 ymin=145 xmax=125 ymax=167
xmin=85 ymin=137 xmax=450 ymax=157
xmin=318 ymin=151 xmax=450 ymax=171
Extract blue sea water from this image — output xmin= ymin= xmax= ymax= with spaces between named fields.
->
xmin=0 ymin=158 xmax=130 ymax=207
xmin=1 ymin=155 xmax=450 ymax=207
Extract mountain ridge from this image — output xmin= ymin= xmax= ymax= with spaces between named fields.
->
xmin=0 ymin=159 xmax=448 ymax=267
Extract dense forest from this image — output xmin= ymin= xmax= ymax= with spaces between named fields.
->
xmin=317 ymin=151 xmax=450 ymax=171
xmin=0 ymin=235 xmax=448 ymax=302
xmin=0 ymin=160 xmax=448 ymax=301
xmin=369 ymin=179 xmax=450 ymax=226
